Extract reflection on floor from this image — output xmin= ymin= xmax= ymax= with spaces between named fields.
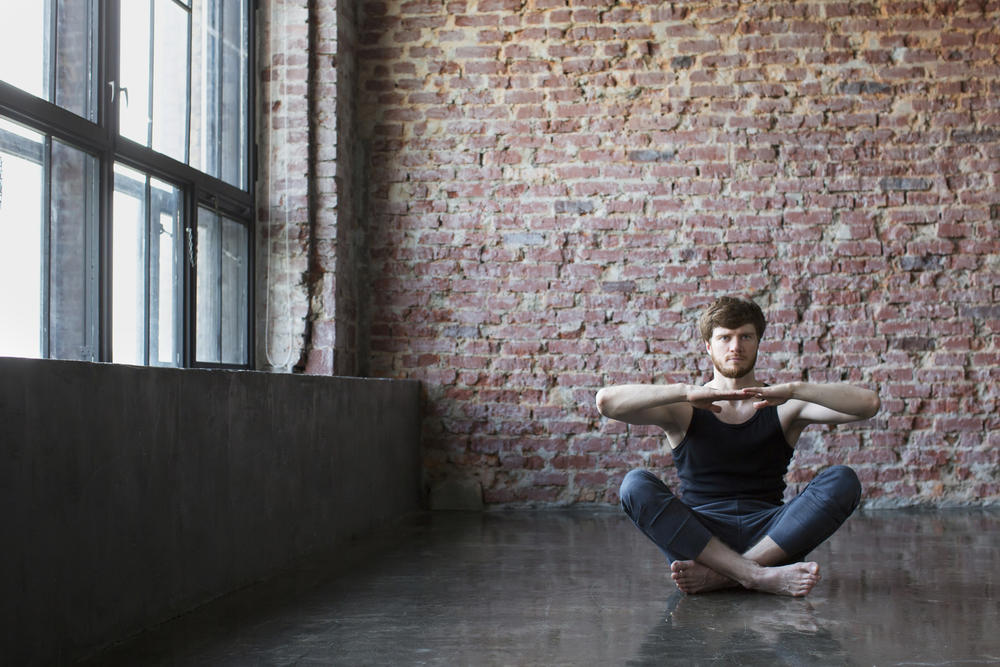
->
xmin=85 ymin=507 xmax=1000 ymax=666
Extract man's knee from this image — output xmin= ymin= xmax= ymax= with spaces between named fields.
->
xmin=818 ymin=465 xmax=862 ymax=514
xmin=619 ymin=469 xmax=669 ymax=514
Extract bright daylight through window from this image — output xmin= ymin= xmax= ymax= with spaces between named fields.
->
xmin=0 ymin=0 xmax=253 ymax=367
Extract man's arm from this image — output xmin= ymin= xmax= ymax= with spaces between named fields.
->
xmin=745 ymin=382 xmax=881 ymax=426
xmin=595 ymin=384 xmax=692 ymax=427
xmin=596 ymin=384 xmax=752 ymax=443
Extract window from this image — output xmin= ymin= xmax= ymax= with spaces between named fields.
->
xmin=0 ymin=118 xmax=100 ymax=361
xmin=0 ymin=0 xmax=254 ymax=368
xmin=112 ymin=164 xmax=184 ymax=366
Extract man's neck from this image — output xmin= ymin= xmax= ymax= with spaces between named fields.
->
xmin=707 ymin=371 xmax=758 ymax=392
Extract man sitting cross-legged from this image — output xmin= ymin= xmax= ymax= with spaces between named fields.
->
xmin=596 ymin=296 xmax=880 ymax=597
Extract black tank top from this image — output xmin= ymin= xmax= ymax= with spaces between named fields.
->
xmin=672 ymin=406 xmax=794 ymax=506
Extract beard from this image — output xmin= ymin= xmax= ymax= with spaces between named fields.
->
xmin=711 ymin=350 xmax=757 ymax=379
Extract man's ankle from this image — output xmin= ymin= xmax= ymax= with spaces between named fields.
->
xmin=740 ymin=562 xmax=766 ymax=591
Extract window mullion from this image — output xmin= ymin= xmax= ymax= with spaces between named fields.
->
xmin=144 ymin=177 xmax=152 ymax=365
xmin=0 ymin=82 xmax=107 ymax=155
xmin=173 ymin=188 xmax=185 ymax=367
xmin=185 ymin=3 xmax=192 ymax=166
xmin=41 ymin=137 xmax=53 ymax=359
xmin=216 ymin=0 xmax=224 ymax=180
xmin=184 ymin=188 xmax=197 ymax=367
xmin=216 ymin=210 xmax=223 ymax=362
xmin=146 ymin=1 xmax=156 ymax=149
xmin=85 ymin=156 xmax=100 ymax=361
xmin=116 ymin=139 xmax=249 ymax=217
xmin=98 ymin=0 xmax=119 ymax=363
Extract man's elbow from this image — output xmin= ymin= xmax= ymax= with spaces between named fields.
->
xmin=595 ymin=388 xmax=614 ymax=418
xmin=862 ymin=391 xmax=881 ymax=419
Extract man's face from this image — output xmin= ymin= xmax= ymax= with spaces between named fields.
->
xmin=706 ymin=323 xmax=760 ymax=379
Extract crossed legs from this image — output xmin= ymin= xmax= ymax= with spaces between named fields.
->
xmin=620 ymin=467 xmax=860 ymax=597
xmin=670 ymin=535 xmax=820 ymax=596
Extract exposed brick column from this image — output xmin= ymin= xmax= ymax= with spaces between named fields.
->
xmin=301 ymin=0 xmax=339 ymax=375
xmin=258 ymin=0 xmax=311 ymax=372
xmin=259 ymin=0 xmax=366 ymax=376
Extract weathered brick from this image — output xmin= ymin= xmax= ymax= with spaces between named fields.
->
xmin=881 ymin=177 xmax=933 ymax=191
xmin=263 ymin=0 xmax=1000 ymax=506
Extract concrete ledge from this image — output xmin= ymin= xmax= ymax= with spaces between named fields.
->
xmin=0 ymin=357 xmax=421 ymax=665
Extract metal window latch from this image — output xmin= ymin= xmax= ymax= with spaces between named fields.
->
xmin=186 ymin=227 xmax=196 ymax=267
xmin=107 ymin=81 xmax=129 ymax=106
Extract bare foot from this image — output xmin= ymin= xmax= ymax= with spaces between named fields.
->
xmin=749 ymin=561 xmax=821 ymax=597
xmin=670 ymin=560 xmax=738 ymax=594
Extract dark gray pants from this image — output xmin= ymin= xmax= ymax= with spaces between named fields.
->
xmin=620 ymin=466 xmax=862 ymax=563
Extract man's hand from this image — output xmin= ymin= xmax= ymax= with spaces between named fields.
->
xmin=687 ymin=386 xmax=752 ymax=413
xmin=743 ymin=384 xmax=794 ymax=410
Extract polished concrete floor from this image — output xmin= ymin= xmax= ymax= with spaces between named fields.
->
xmin=85 ymin=507 xmax=1000 ymax=666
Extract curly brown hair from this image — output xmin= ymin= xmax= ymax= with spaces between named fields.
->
xmin=698 ymin=296 xmax=766 ymax=342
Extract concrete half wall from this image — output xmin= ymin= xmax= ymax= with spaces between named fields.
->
xmin=0 ymin=357 xmax=422 ymax=665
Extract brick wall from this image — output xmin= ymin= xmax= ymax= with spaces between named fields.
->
xmin=267 ymin=0 xmax=1000 ymax=507
xmin=333 ymin=0 xmax=370 ymax=376
xmin=352 ymin=0 xmax=1000 ymax=507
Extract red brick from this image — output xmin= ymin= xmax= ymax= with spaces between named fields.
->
xmin=263 ymin=0 xmax=1000 ymax=506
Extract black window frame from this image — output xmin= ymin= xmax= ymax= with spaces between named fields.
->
xmin=0 ymin=0 xmax=256 ymax=369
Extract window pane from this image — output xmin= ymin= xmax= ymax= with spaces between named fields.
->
xmin=150 ymin=178 xmax=183 ymax=366
xmin=196 ymin=207 xmax=248 ymax=364
xmin=113 ymin=164 xmax=183 ymax=366
xmin=192 ymin=0 xmax=249 ymax=188
xmin=0 ymin=120 xmax=45 ymax=358
xmin=220 ymin=217 xmax=248 ymax=363
xmin=0 ymin=0 xmax=47 ymax=100
xmin=151 ymin=0 xmax=190 ymax=162
xmin=112 ymin=164 xmax=147 ymax=364
xmin=119 ymin=0 xmax=153 ymax=144
xmin=0 ymin=0 xmax=99 ymax=122
xmin=121 ymin=0 xmax=190 ymax=159
xmin=50 ymin=139 xmax=99 ymax=360
xmin=54 ymin=0 xmax=100 ymax=122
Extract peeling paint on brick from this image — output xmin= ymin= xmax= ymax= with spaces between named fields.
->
xmin=880 ymin=178 xmax=933 ymax=192
xmin=838 ymin=81 xmax=894 ymax=95
xmin=554 ymin=200 xmax=597 ymax=215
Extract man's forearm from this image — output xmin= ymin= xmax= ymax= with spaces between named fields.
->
xmin=595 ymin=384 xmax=693 ymax=420
xmin=790 ymin=382 xmax=880 ymax=419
